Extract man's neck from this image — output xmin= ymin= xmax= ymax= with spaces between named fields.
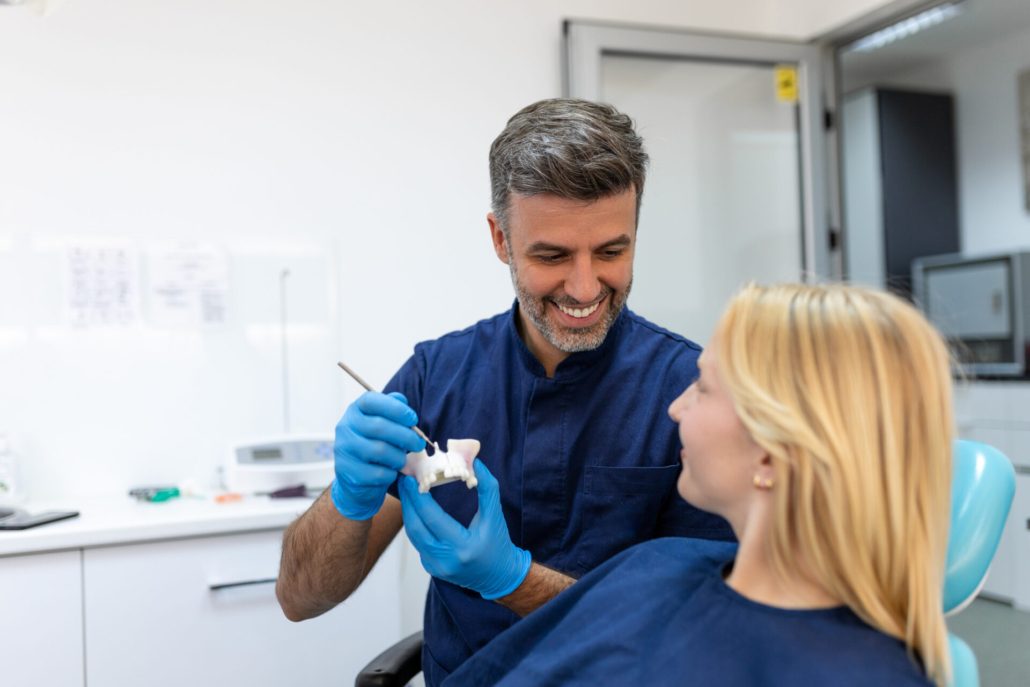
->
xmin=515 ymin=308 xmax=568 ymax=378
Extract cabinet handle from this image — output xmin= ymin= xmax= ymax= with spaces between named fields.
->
xmin=208 ymin=577 xmax=277 ymax=592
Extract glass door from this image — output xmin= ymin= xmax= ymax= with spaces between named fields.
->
xmin=565 ymin=21 xmax=831 ymax=344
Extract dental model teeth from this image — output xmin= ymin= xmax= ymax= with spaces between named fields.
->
xmin=402 ymin=438 xmax=480 ymax=493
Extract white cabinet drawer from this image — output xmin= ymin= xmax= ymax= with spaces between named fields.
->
xmin=954 ymin=382 xmax=1030 ymax=428
xmin=0 ymin=550 xmax=83 ymax=687
xmin=981 ymin=471 xmax=1030 ymax=607
xmin=980 ymin=466 xmax=1019 ymax=602
xmin=84 ymin=528 xmax=402 ymax=686
xmin=1009 ymin=473 xmax=1030 ymax=611
xmin=954 ymin=383 xmax=1011 ymax=425
xmin=964 ymin=425 xmax=1030 ymax=470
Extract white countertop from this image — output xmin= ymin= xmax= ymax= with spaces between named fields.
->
xmin=0 ymin=494 xmax=316 ymax=558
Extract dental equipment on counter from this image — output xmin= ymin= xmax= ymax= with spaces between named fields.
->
xmin=129 ymin=486 xmax=181 ymax=502
xmin=225 ymin=436 xmax=333 ymax=494
xmin=0 ymin=507 xmax=79 ymax=530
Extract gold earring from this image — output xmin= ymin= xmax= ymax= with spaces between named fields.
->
xmin=753 ymin=475 xmax=773 ymax=490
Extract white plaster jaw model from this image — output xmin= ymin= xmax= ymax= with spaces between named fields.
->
xmin=402 ymin=439 xmax=480 ymax=493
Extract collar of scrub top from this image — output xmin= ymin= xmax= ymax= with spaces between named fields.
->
xmin=507 ymin=299 xmax=629 ymax=382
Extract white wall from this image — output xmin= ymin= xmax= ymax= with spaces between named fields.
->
xmin=0 ymin=0 xmax=896 ymax=502
xmin=843 ymin=59 xmax=955 ymax=94
xmin=948 ymin=27 xmax=1030 ymax=254
xmin=603 ymin=56 xmax=803 ymax=346
xmin=845 ymin=26 xmax=1030 ymax=257
xmin=770 ymin=0 xmax=922 ymax=38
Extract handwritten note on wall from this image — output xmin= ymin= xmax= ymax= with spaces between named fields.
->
xmin=66 ymin=244 xmax=140 ymax=328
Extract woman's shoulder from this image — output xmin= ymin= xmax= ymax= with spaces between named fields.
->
xmin=548 ymin=537 xmax=736 ymax=617
xmin=769 ymin=616 xmax=933 ymax=686
xmin=610 ymin=536 xmax=737 ymax=571
xmin=649 ymin=588 xmax=933 ymax=687
xmin=788 ymin=610 xmax=933 ymax=685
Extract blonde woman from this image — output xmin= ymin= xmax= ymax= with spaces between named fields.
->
xmin=442 ymin=283 xmax=951 ymax=687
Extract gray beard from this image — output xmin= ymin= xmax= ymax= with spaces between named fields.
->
xmin=508 ymin=261 xmax=631 ymax=354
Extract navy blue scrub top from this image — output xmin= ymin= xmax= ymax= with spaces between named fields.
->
xmin=384 ymin=304 xmax=734 ymax=686
xmin=444 ymin=538 xmax=933 ymax=687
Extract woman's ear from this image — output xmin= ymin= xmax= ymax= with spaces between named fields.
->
xmin=752 ymin=451 xmax=775 ymax=491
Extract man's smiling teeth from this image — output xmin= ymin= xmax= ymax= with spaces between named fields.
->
xmin=556 ymin=301 xmax=600 ymax=319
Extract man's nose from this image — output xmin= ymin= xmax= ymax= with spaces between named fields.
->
xmin=565 ymin=255 xmax=602 ymax=303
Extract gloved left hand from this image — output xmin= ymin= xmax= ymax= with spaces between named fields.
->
xmin=398 ymin=460 xmax=531 ymax=600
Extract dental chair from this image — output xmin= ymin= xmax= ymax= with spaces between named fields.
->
xmin=355 ymin=439 xmax=1016 ymax=687
xmin=944 ymin=439 xmax=1015 ymax=687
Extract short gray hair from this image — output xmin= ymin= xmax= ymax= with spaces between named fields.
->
xmin=489 ymin=98 xmax=648 ymax=233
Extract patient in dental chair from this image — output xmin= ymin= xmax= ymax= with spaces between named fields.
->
xmin=444 ymin=283 xmax=949 ymax=687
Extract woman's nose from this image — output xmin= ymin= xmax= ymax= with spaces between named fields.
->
xmin=668 ymin=387 xmax=689 ymax=420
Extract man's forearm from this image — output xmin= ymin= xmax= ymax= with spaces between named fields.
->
xmin=276 ymin=489 xmax=374 ymax=622
xmin=496 ymin=562 xmax=576 ymax=616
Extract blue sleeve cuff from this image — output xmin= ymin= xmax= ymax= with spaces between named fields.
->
xmin=330 ymin=480 xmax=380 ymax=521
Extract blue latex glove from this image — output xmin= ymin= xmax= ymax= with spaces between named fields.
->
xmin=330 ymin=391 xmax=425 ymax=520
xmin=398 ymin=460 xmax=532 ymax=600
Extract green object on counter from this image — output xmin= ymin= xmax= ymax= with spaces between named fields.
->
xmin=129 ymin=486 xmax=181 ymax=502
xmin=148 ymin=487 xmax=180 ymax=503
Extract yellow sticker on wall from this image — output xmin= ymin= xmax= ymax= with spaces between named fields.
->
xmin=775 ymin=66 xmax=798 ymax=103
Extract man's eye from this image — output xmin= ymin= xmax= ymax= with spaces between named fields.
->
xmin=536 ymin=254 xmax=565 ymax=264
xmin=601 ymin=249 xmax=624 ymax=259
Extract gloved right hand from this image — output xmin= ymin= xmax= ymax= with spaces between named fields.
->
xmin=330 ymin=391 xmax=426 ymax=520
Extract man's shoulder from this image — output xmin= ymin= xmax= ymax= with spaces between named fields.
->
xmin=414 ymin=310 xmax=509 ymax=356
xmin=622 ymin=309 xmax=702 ymax=354
xmin=616 ymin=310 xmax=702 ymax=387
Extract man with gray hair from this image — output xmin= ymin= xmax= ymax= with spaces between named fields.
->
xmin=276 ymin=98 xmax=733 ymax=686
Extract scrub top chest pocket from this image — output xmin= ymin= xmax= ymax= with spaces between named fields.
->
xmin=573 ymin=464 xmax=681 ymax=575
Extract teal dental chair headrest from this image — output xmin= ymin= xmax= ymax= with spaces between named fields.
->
xmin=945 ymin=439 xmax=1016 ymax=614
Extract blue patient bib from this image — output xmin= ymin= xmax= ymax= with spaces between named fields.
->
xmin=445 ymin=538 xmax=933 ymax=687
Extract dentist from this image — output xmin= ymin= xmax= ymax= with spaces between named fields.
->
xmin=276 ymin=98 xmax=733 ymax=686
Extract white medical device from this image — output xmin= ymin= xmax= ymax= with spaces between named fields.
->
xmin=225 ymin=436 xmax=333 ymax=494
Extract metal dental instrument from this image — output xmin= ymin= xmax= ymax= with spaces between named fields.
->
xmin=336 ymin=361 xmax=436 ymax=450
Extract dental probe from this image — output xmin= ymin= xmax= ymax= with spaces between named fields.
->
xmin=336 ymin=361 xmax=436 ymax=450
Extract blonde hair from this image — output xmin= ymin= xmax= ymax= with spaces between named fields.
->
xmin=713 ymin=283 xmax=953 ymax=686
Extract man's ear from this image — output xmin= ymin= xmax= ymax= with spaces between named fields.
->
xmin=487 ymin=212 xmax=510 ymax=265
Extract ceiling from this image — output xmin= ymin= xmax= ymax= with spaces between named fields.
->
xmin=839 ymin=0 xmax=1030 ymax=85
